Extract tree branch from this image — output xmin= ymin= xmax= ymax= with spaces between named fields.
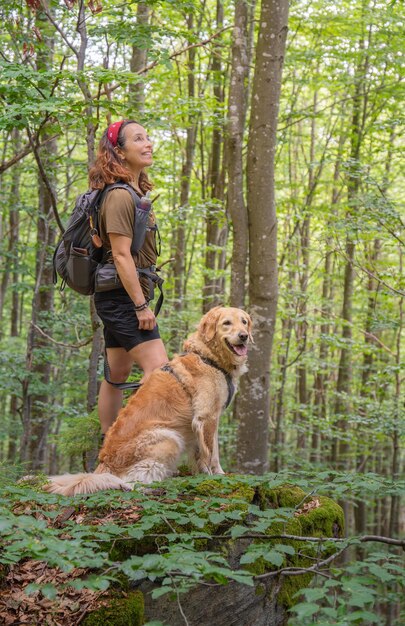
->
xmin=30 ymin=322 xmax=93 ymax=349
xmin=96 ymin=26 xmax=232 ymax=98
xmin=26 ymin=126 xmax=64 ymax=234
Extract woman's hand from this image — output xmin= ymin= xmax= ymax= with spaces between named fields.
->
xmin=136 ymin=306 xmax=156 ymax=330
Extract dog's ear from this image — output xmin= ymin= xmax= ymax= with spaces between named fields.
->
xmin=199 ymin=306 xmax=222 ymax=343
xmin=246 ymin=313 xmax=254 ymax=344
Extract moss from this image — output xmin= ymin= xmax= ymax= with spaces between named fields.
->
xmin=277 ymin=572 xmax=314 ymax=608
xmin=82 ymin=591 xmax=144 ymax=626
xmin=259 ymin=488 xmax=344 ymax=609
xmin=299 ymin=495 xmax=344 ymax=538
xmin=255 ymin=583 xmax=266 ymax=596
xmin=192 ymin=478 xmax=255 ymax=503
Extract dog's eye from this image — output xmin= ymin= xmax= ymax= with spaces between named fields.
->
xmin=242 ymin=319 xmax=248 ymax=325
xmin=222 ymin=320 xmax=232 ymax=326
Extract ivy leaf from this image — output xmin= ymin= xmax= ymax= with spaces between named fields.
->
xmin=208 ymin=512 xmax=226 ymax=524
xmin=345 ymin=611 xmax=381 ymax=623
xmin=26 ymin=582 xmax=57 ymax=600
xmin=151 ymin=586 xmax=173 ymax=599
xmin=290 ymin=602 xmax=319 ymax=619
xmin=230 ymin=525 xmax=249 ymax=539
xmin=126 ymin=527 xmax=145 ymax=539
xmin=189 ymin=514 xmax=206 ymax=529
xmin=274 ymin=543 xmax=295 ymax=555
xmin=263 ymin=550 xmax=284 ymax=567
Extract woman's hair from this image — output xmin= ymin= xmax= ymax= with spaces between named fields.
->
xmin=88 ymin=120 xmax=153 ymax=193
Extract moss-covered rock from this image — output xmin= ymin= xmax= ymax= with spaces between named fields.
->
xmin=82 ymin=591 xmax=144 ymax=626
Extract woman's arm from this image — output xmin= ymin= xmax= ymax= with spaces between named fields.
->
xmin=109 ymin=232 xmax=156 ymax=331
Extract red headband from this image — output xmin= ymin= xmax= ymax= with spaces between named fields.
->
xmin=107 ymin=120 xmax=125 ymax=147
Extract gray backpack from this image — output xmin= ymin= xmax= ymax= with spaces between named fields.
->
xmin=53 ymin=182 xmax=154 ymax=296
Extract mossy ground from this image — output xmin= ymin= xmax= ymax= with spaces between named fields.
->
xmin=82 ymin=591 xmax=144 ymax=626
xmin=0 ymin=474 xmax=343 ymax=623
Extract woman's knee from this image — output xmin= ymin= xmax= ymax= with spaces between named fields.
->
xmin=107 ymin=363 xmax=132 ymax=383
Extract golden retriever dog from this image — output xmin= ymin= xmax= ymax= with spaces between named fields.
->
xmin=45 ymin=306 xmax=252 ymax=496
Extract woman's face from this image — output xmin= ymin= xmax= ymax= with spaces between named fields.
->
xmin=119 ymin=123 xmax=153 ymax=172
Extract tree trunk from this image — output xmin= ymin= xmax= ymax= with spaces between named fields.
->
xmin=332 ymin=40 xmax=367 ymax=470
xmin=236 ymin=0 xmax=289 ymax=473
xmin=173 ymin=14 xmax=197 ymax=322
xmin=0 ymin=129 xmax=21 ymax=337
xmin=227 ymin=0 xmax=249 ymax=309
xmin=311 ymin=123 xmax=346 ymax=463
xmin=129 ymin=2 xmax=151 ymax=112
xmin=203 ymin=0 xmax=226 ymax=313
xmin=20 ymin=9 xmax=57 ymax=470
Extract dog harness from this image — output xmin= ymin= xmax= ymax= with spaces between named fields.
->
xmin=161 ymin=353 xmax=235 ymax=409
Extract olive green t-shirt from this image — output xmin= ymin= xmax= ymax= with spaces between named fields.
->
xmin=99 ymin=187 xmax=158 ymax=298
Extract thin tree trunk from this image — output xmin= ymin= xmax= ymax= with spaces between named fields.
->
xmin=236 ymin=0 xmax=289 ymax=473
xmin=130 ymin=2 xmax=151 ymax=112
xmin=332 ymin=38 xmax=367 ymax=470
xmin=173 ymin=13 xmax=197 ymax=321
xmin=203 ymin=0 xmax=225 ymax=313
xmin=389 ymin=247 xmax=402 ymax=538
xmin=20 ymin=9 xmax=57 ymax=470
xmin=0 ymin=129 xmax=21 ymax=336
xmin=311 ymin=123 xmax=346 ymax=463
xmin=227 ymin=0 xmax=249 ymax=309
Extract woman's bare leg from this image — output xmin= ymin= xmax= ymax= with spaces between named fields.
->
xmin=98 ymin=347 xmax=133 ymax=434
xmin=98 ymin=340 xmax=168 ymax=434
xmin=128 ymin=338 xmax=168 ymax=377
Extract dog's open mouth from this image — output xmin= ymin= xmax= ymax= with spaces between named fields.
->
xmin=225 ymin=340 xmax=248 ymax=357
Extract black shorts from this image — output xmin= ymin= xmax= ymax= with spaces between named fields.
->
xmin=94 ymin=289 xmax=160 ymax=352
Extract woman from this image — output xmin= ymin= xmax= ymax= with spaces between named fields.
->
xmin=89 ymin=119 xmax=168 ymax=437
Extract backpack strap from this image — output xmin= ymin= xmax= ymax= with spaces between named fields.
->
xmin=137 ymin=266 xmax=164 ymax=316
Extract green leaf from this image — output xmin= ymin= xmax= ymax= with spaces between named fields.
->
xmin=263 ymin=551 xmax=284 ymax=567
xmin=275 ymin=543 xmax=295 ymax=555
xmin=151 ymin=586 xmax=173 ymax=599
xmin=290 ymin=602 xmax=319 ymax=619
xmin=230 ymin=525 xmax=249 ymax=538
xmin=345 ymin=611 xmax=381 ymax=623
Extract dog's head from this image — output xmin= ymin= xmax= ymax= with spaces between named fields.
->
xmin=197 ymin=306 xmax=253 ymax=364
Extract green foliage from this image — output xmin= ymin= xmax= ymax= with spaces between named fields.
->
xmin=0 ymin=472 xmax=403 ymax=623
xmin=289 ymin=551 xmax=405 ymax=625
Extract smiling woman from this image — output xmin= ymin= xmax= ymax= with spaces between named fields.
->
xmin=88 ymin=120 xmax=168 ymax=440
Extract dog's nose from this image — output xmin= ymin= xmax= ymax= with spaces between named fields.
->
xmin=238 ymin=332 xmax=248 ymax=342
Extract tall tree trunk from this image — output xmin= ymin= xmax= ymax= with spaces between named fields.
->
xmin=130 ymin=1 xmax=151 ymax=112
xmin=173 ymin=13 xmax=197 ymax=320
xmin=389 ymin=246 xmax=402 ymax=538
xmin=5 ymin=130 xmax=22 ymax=460
xmin=332 ymin=37 xmax=367 ymax=470
xmin=236 ymin=0 xmax=289 ymax=473
xmin=311 ymin=124 xmax=346 ymax=463
xmin=20 ymin=9 xmax=57 ymax=470
xmin=227 ymin=0 xmax=249 ymax=309
xmin=0 ymin=129 xmax=21 ymax=335
xmin=203 ymin=0 xmax=225 ymax=313
xmin=76 ymin=0 xmax=103 ymax=414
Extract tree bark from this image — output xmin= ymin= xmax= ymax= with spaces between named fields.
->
xmin=203 ymin=0 xmax=226 ymax=313
xmin=227 ymin=0 xmax=249 ymax=309
xmin=332 ymin=37 xmax=367 ymax=470
xmin=20 ymin=9 xmax=57 ymax=470
xmin=236 ymin=0 xmax=289 ymax=473
xmin=173 ymin=13 xmax=198 ymax=323
xmin=129 ymin=2 xmax=151 ymax=113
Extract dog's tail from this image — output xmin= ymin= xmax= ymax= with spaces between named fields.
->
xmin=44 ymin=472 xmax=130 ymax=496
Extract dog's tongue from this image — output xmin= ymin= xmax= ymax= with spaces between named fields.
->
xmin=233 ymin=344 xmax=248 ymax=356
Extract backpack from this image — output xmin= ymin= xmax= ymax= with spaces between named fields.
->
xmin=53 ymin=182 xmax=154 ymax=296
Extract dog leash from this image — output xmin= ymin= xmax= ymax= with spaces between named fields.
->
xmin=104 ymin=351 xmax=143 ymax=391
